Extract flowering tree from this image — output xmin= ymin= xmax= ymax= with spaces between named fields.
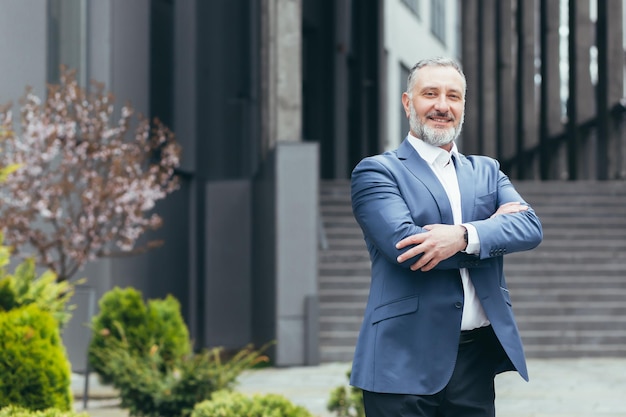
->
xmin=0 ymin=69 xmax=181 ymax=281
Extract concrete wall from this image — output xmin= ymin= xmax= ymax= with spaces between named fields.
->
xmin=253 ymin=142 xmax=319 ymax=366
xmin=0 ymin=0 xmax=47 ymax=107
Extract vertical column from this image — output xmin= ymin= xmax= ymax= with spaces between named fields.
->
xmin=539 ymin=0 xmax=564 ymax=179
xmin=568 ymin=0 xmax=595 ymax=179
xmin=174 ymin=0 xmax=197 ymax=174
xmin=566 ymin=0 xmax=578 ymax=180
xmin=496 ymin=0 xmax=516 ymax=164
xmin=578 ymin=0 xmax=595 ymax=179
xmin=333 ymin=0 xmax=351 ymax=178
xmin=258 ymin=0 xmax=320 ymax=366
xmin=480 ymin=0 xmax=497 ymax=158
xmin=598 ymin=0 xmax=624 ymax=179
xmin=516 ymin=0 xmax=539 ymax=179
xmin=460 ymin=0 xmax=480 ymax=154
xmin=261 ymin=0 xmax=303 ymax=150
xmin=596 ymin=0 xmax=609 ymax=180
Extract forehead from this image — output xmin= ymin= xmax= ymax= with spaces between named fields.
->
xmin=413 ymin=66 xmax=465 ymax=94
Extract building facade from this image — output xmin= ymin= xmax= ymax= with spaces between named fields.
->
xmin=10 ymin=0 xmax=623 ymax=371
xmin=0 ymin=0 xmax=460 ymax=369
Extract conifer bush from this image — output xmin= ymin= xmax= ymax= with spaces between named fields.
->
xmin=0 ymin=244 xmax=74 ymax=327
xmin=88 ymin=286 xmax=269 ymax=417
xmin=88 ymin=286 xmax=191 ymax=383
xmin=327 ymin=370 xmax=364 ymax=417
xmin=0 ymin=305 xmax=73 ymax=411
xmin=0 ymin=406 xmax=87 ymax=417
xmin=191 ymin=390 xmax=315 ymax=417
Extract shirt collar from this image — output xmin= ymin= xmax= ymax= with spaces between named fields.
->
xmin=406 ymin=132 xmax=459 ymax=166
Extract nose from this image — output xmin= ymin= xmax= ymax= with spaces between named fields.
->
xmin=434 ymin=96 xmax=450 ymax=112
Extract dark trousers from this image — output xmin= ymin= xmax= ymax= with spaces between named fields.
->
xmin=362 ymin=325 xmax=507 ymax=417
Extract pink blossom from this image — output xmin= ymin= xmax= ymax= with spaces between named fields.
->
xmin=0 ymin=69 xmax=181 ymax=281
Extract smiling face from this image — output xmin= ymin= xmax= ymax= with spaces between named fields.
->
xmin=402 ymin=64 xmax=466 ymax=150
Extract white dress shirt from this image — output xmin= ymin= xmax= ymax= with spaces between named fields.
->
xmin=407 ymin=134 xmax=490 ymax=331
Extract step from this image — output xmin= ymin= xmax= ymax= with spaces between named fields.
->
xmin=318 ymin=180 xmax=626 ymax=360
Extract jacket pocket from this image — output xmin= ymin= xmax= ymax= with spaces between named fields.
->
xmin=371 ymin=295 xmax=419 ymax=325
xmin=473 ymin=191 xmax=497 ymax=220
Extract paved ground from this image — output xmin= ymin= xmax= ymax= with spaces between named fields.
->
xmin=75 ymin=358 xmax=626 ymax=417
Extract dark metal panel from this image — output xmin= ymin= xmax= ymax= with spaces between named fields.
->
xmin=607 ymin=0 xmax=625 ymax=179
xmin=460 ymin=0 xmax=480 ymax=154
xmin=197 ymin=0 xmax=260 ymax=180
xmin=496 ymin=0 xmax=516 ymax=162
xmin=302 ymin=0 xmax=336 ymax=178
xmin=516 ymin=0 xmax=539 ymax=179
xmin=539 ymin=0 xmax=563 ymax=179
xmin=347 ymin=0 xmax=379 ymax=171
xmin=598 ymin=0 xmax=624 ymax=179
xmin=596 ymin=0 xmax=610 ymax=180
xmin=480 ymin=0 xmax=498 ymax=158
xmin=204 ymin=180 xmax=252 ymax=348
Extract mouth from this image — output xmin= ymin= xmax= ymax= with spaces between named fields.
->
xmin=427 ymin=112 xmax=454 ymax=127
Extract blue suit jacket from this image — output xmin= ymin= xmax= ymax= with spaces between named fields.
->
xmin=349 ymin=139 xmax=543 ymax=395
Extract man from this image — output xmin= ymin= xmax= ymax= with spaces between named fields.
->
xmin=349 ymin=56 xmax=543 ymax=416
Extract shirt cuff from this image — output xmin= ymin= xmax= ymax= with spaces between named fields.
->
xmin=462 ymin=223 xmax=480 ymax=255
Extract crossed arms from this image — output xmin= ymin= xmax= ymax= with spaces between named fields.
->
xmin=395 ymin=202 xmax=528 ymax=272
xmin=351 ymin=156 xmax=543 ymax=273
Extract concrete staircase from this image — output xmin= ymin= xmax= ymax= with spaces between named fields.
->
xmin=318 ymin=180 xmax=626 ymax=362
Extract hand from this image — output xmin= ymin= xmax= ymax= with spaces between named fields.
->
xmin=395 ymin=224 xmax=466 ymax=272
xmin=491 ymin=202 xmax=528 ymax=218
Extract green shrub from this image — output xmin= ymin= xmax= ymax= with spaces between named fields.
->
xmin=88 ymin=286 xmax=269 ymax=417
xmin=0 ymin=406 xmax=87 ymax=417
xmin=191 ymin=390 xmax=314 ymax=417
xmin=88 ymin=286 xmax=191 ymax=383
xmin=0 ymin=305 xmax=73 ymax=411
xmin=0 ymin=242 xmax=75 ymax=327
xmin=327 ymin=370 xmax=364 ymax=417
xmin=90 ymin=339 xmax=268 ymax=417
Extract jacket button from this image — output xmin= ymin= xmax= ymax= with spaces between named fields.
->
xmin=454 ymin=302 xmax=463 ymax=309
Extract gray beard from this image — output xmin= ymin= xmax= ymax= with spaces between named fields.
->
xmin=409 ymin=104 xmax=463 ymax=147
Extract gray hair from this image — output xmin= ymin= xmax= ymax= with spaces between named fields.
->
xmin=406 ymin=57 xmax=467 ymax=98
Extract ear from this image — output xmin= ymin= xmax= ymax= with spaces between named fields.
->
xmin=401 ymin=92 xmax=411 ymax=118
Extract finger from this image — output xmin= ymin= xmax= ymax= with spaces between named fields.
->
xmin=419 ymin=257 xmax=441 ymax=272
xmin=397 ymin=244 xmax=425 ymax=263
xmin=396 ymin=233 xmax=426 ymax=249
xmin=420 ymin=260 xmax=437 ymax=272
xmin=410 ymin=254 xmax=431 ymax=271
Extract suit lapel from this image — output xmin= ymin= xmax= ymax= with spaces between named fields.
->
xmin=454 ymin=153 xmax=476 ymax=223
xmin=397 ymin=139 xmax=454 ymax=225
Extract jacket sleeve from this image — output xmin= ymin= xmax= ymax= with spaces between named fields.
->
xmin=466 ymin=167 xmax=543 ymax=259
xmin=351 ymin=156 xmax=482 ymax=270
